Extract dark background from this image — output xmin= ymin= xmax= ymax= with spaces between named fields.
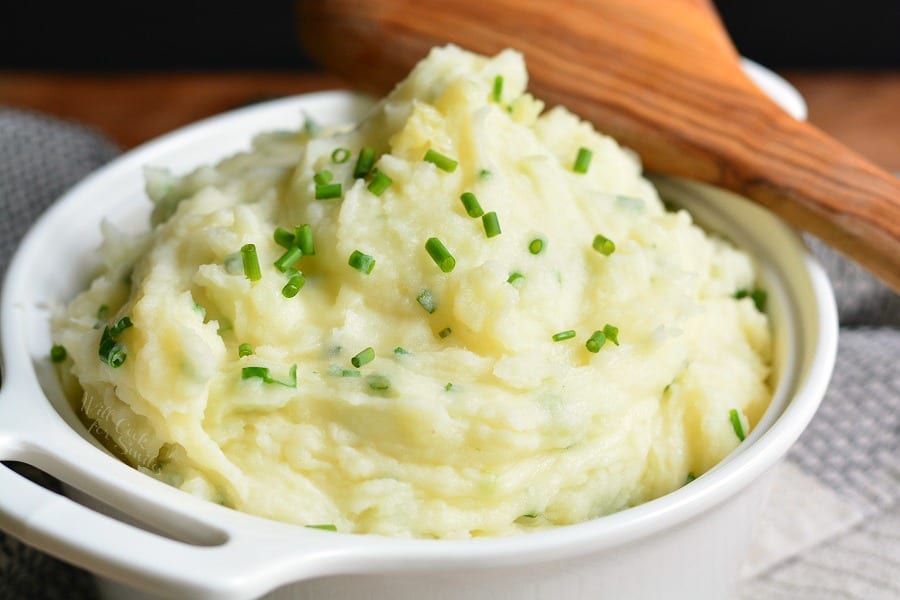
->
xmin=2 ymin=0 xmax=898 ymax=71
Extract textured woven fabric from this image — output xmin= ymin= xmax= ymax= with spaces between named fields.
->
xmin=0 ymin=108 xmax=897 ymax=599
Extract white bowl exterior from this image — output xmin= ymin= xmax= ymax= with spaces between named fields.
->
xmin=0 ymin=76 xmax=836 ymax=600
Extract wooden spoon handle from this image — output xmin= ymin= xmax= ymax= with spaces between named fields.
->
xmin=298 ymin=0 xmax=900 ymax=291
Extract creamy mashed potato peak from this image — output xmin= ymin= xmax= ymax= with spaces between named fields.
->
xmin=53 ymin=46 xmax=772 ymax=538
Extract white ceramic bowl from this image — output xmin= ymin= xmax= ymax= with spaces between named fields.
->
xmin=0 ymin=74 xmax=835 ymax=600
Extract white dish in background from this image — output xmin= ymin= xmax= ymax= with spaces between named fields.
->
xmin=0 ymin=63 xmax=832 ymax=600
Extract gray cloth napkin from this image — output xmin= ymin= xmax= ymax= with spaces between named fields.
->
xmin=0 ymin=108 xmax=897 ymax=600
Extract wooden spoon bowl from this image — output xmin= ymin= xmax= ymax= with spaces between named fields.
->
xmin=298 ymin=0 xmax=900 ymax=291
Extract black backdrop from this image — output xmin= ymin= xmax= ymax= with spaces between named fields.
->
xmin=2 ymin=0 xmax=898 ymax=70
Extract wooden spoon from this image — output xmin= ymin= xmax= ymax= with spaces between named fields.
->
xmin=297 ymin=0 xmax=900 ymax=291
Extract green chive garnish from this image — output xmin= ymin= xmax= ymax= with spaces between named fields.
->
xmin=686 ymin=472 xmax=697 ymax=484
xmin=552 ymin=330 xmax=576 ymax=342
xmin=366 ymin=374 xmax=390 ymax=391
xmin=282 ymin=273 xmax=306 ymax=298
xmin=603 ymin=324 xmax=619 ymax=345
xmin=303 ymin=115 xmax=319 ymax=137
xmin=729 ymin=408 xmax=746 ymax=441
xmin=306 ymin=524 xmax=337 ymax=532
xmin=331 ymin=148 xmax=350 ymax=164
xmin=592 ymin=234 xmax=615 ymax=256
xmin=529 ymin=238 xmax=544 ymax=254
xmin=50 ymin=344 xmax=67 ymax=363
xmin=479 ymin=168 xmax=492 ymax=178
xmin=416 ymin=289 xmax=436 ymax=314
xmin=295 ymin=224 xmax=315 ymax=256
xmin=274 ymin=246 xmax=303 ymax=272
xmin=425 ymin=237 xmax=455 ymax=273
xmin=274 ymin=227 xmax=294 ymax=249
xmin=367 ymin=170 xmax=393 ymax=196
xmin=354 ymin=146 xmax=376 ymax=179
xmin=460 ymin=192 xmax=484 ymax=218
xmin=507 ymin=272 xmax=524 ymax=286
xmin=109 ymin=316 xmax=133 ymax=337
xmin=492 ymin=75 xmax=504 ymax=102
xmin=348 ymin=250 xmax=376 ymax=275
xmin=351 ymin=347 xmax=375 ymax=368
xmin=241 ymin=244 xmax=261 ymax=281
xmin=573 ymin=147 xmax=593 ymax=173
xmin=735 ymin=288 xmax=767 ymax=312
xmin=97 ymin=305 xmax=109 ymax=320
xmin=98 ymin=319 xmax=132 ymax=369
xmin=585 ymin=330 xmax=606 ymax=353
xmin=444 ymin=382 xmax=455 ymax=391
xmin=438 ymin=327 xmax=452 ymax=339
xmin=521 ymin=513 xmax=538 ymax=519
xmin=393 ymin=347 xmax=410 ymax=355
xmin=242 ymin=364 xmax=297 ymax=388
xmin=238 ymin=343 xmax=253 ymax=358
xmin=423 ymin=149 xmax=458 ymax=173
xmin=482 ymin=212 xmax=501 ymax=238
xmin=313 ymin=170 xmax=333 ymax=185
xmin=315 ymin=182 xmax=342 ymax=200
xmin=329 ymin=365 xmax=361 ymax=378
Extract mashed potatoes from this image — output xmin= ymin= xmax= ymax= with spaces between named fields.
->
xmin=52 ymin=46 xmax=771 ymax=538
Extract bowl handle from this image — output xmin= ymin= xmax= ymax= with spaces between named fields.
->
xmin=0 ymin=379 xmax=353 ymax=599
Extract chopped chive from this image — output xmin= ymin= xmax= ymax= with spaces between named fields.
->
xmin=306 ymin=524 xmax=337 ymax=532
xmin=97 ymin=305 xmax=109 ymax=320
xmin=282 ymin=273 xmax=306 ymax=298
xmin=315 ymin=182 xmax=342 ymax=200
xmin=241 ymin=244 xmax=262 ymax=281
xmin=105 ymin=344 xmax=127 ymax=368
xmin=242 ymin=365 xmax=268 ymax=380
xmin=491 ymin=75 xmax=504 ymax=102
xmin=224 ymin=253 xmax=244 ymax=275
xmin=329 ymin=365 xmax=361 ymax=378
xmin=602 ymin=324 xmax=619 ymax=345
xmin=274 ymin=246 xmax=303 ymax=272
xmin=423 ymin=149 xmax=458 ymax=173
xmin=529 ymin=238 xmax=544 ymax=254
xmin=478 ymin=168 xmax=492 ymax=178
xmin=729 ymin=408 xmax=746 ymax=441
xmin=416 ymin=289 xmax=437 ymax=314
xmin=521 ymin=513 xmax=538 ymax=519
xmin=238 ymin=343 xmax=253 ymax=358
xmin=242 ymin=364 xmax=297 ymax=388
xmin=751 ymin=289 xmax=767 ymax=312
xmin=393 ymin=346 xmax=410 ymax=355
xmin=438 ymin=327 xmax=452 ymax=339
xmin=592 ymin=234 xmax=616 ymax=256
xmin=353 ymin=146 xmax=376 ymax=179
xmin=482 ymin=212 xmax=501 ymax=238
xmin=425 ymin=237 xmax=455 ymax=273
xmin=460 ymin=192 xmax=484 ymax=218
xmin=50 ymin=344 xmax=67 ymax=363
xmin=303 ymin=115 xmax=319 ymax=137
xmin=585 ymin=330 xmax=606 ymax=353
xmin=351 ymin=347 xmax=375 ymax=368
xmin=552 ymin=330 xmax=576 ymax=342
xmin=507 ymin=272 xmax=525 ymax=286
xmin=313 ymin=170 xmax=333 ymax=185
xmin=573 ymin=147 xmax=593 ymax=174
xmin=366 ymin=374 xmax=390 ymax=391
xmin=331 ymin=148 xmax=351 ymax=164
xmin=686 ymin=472 xmax=697 ymax=484
xmin=109 ymin=317 xmax=133 ymax=337
xmin=348 ymin=250 xmax=376 ymax=275
xmin=295 ymin=224 xmax=315 ymax=256
xmin=736 ymin=288 xmax=767 ymax=313
xmin=367 ymin=170 xmax=393 ymax=196
xmin=274 ymin=227 xmax=294 ymax=248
